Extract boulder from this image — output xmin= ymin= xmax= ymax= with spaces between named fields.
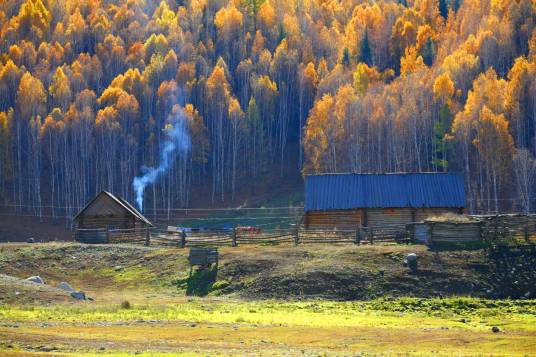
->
xmin=57 ymin=282 xmax=74 ymax=292
xmin=70 ymin=291 xmax=86 ymax=300
xmin=406 ymin=253 xmax=418 ymax=262
xmin=26 ymin=276 xmax=44 ymax=284
xmin=406 ymin=253 xmax=418 ymax=271
xmin=26 ymin=237 xmax=35 ymax=243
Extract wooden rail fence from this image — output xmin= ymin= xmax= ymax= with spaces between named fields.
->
xmin=74 ymin=214 xmax=536 ymax=247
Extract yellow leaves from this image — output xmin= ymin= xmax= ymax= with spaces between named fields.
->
xmin=154 ymin=0 xmax=177 ymax=28
xmin=96 ymin=106 xmax=119 ymax=128
xmin=183 ymin=103 xmax=209 ymax=164
xmin=303 ymin=62 xmax=318 ymax=89
xmin=303 ymin=93 xmax=334 ymax=173
xmin=472 ymin=105 xmax=514 ymax=176
xmin=441 ymin=48 xmax=480 ymax=94
xmin=255 ymin=75 xmax=278 ymax=93
xmin=416 ymin=24 xmax=435 ymax=52
xmin=433 ymin=73 xmax=454 ymax=103
xmin=16 ymin=0 xmax=51 ymax=40
xmin=49 ymin=67 xmax=72 ymax=110
xmin=214 ymin=4 xmax=243 ymax=40
xmin=252 ymin=30 xmax=265 ymax=57
xmin=353 ymin=63 xmax=382 ymax=94
xmin=228 ymin=98 xmax=244 ymax=123
xmin=17 ymin=72 xmax=46 ymax=119
xmin=400 ymin=46 xmax=425 ymax=76
xmin=257 ymin=1 xmax=276 ymax=30
xmin=207 ymin=65 xmax=231 ymax=101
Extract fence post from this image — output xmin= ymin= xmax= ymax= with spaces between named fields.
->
xmin=144 ymin=228 xmax=150 ymax=246
xmin=180 ymin=230 xmax=186 ymax=248
xmin=494 ymin=214 xmax=499 ymax=241
xmin=294 ymin=227 xmax=300 ymax=246
xmin=369 ymin=227 xmax=374 ymax=245
xmin=232 ymin=228 xmax=237 ymax=247
xmin=524 ymin=216 xmax=529 ymax=242
xmin=355 ymin=228 xmax=361 ymax=245
xmin=106 ymin=227 xmax=110 ymax=243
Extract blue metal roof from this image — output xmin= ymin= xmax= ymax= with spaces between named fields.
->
xmin=305 ymin=173 xmax=466 ymax=211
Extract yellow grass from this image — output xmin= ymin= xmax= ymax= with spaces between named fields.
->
xmin=1 ymin=297 xmax=536 ymax=356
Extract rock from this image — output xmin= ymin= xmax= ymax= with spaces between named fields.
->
xmin=492 ymin=326 xmax=500 ymax=333
xmin=406 ymin=253 xmax=418 ymax=262
xmin=26 ymin=237 xmax=35 ymax=243
xmin=26 ymin=276 xmax=44 ymax=284
xmin=406 ymin=253 xmax=418 ymax=271
xmin=70 ymin=291 xmax=86 ymax=300
xmin=57 ymin=282 xmax=74 ymax=292
xmin=114 ymin=265 xmax=123 ymax=272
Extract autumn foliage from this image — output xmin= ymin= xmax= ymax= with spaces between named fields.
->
xmin=0 ymin=0 xmax=535 ymax=214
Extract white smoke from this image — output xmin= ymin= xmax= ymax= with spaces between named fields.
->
xmin=133 ymin=105 xmax=191 ymax=211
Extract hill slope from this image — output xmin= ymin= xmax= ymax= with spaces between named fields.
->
xmin=2 ymin=242 xmax=533 ymax=302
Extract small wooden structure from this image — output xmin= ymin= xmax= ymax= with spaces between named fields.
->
xmin=188 ymin=247 xmax=219 ymax=270
xmin=426 ymin=221 xmax=482 ymax=246
xmin=73 ymin=191 xmax=153 ymax=243
xmin=304 ymin=173 xmax=466 ymax=230
xmin=407 ymin=220 xmax=482 ymax=247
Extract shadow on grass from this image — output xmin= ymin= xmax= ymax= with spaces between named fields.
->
xmin=175 ymin=265 xmax=218 ymax=296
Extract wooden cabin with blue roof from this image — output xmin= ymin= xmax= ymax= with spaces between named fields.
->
xmin=304 ymin=172 xmax=466 ymax=230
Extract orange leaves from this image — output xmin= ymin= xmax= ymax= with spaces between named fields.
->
xmin=214 ymin=4 xmax=243 ymax=41
xmin=49 ymin=67 xmax=72 ymax=111
xmin=400 ymin=46 xmax=425 ymax=76
xmin=433 ymin=72 xmax=455 ymax=104
xmin=303 ymin=93 xmax=334 ymax=173
xmin=183 ymin=103 xmax=209 ymax=164
xmin=15 ymin=0 xmax=51 ymax=41
xmin=472 ymin=105 xmax=514 ymax=180
xmin=95 ymin=106 xmax=119 ymax=129
xmin=257 ymin=1 xmax=276 ymax=31
xmin=17 ymin=72 xmax=46 ymax=120
xmin=207 ymin=64 xmax=232 ymax=102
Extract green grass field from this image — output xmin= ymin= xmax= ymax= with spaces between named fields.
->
xmin=1 ymin=243 xmax=535 ymax=356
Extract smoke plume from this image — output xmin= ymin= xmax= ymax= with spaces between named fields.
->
xmin=133 ymin=105 xmax=191 ymax=211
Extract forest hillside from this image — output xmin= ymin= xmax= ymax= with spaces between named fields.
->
xmin=0 ymin=0 xmax=535 ymax=217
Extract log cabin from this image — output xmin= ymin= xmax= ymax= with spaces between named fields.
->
xmin=73 ymin=191 xmax=152 ymax=242
xmin=304 ymin=173 xmax=465 ymax=230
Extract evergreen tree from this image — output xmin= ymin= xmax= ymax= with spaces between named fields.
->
xmin=451 ymin=0 xmax=461 ymax=12
xmin=341 ymin=47 xmax=351 ymax=66
xmin=432 ymin=104 xmax=453 ymax=171
xmin=358 ymin=28 xmax=373 ymax=66
xmin=439 ymin=0 xmax=449 ymax=18
xmin=422 ymin=38 xmax=435 ymax=66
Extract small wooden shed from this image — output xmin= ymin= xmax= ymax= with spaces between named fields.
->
xmin=73 ymin=191 xmax=152 ymax=242
xmin=304 ymin=172 xmax=466 ymax=230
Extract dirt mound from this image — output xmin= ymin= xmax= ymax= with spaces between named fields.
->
xmin=0 ymin=274 xmax=75 ymax=304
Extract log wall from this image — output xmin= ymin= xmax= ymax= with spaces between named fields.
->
xmin=304 ymin=209 xmax=363 ymax=230
xmin=305 ymin=207 xmax=460 ymax=230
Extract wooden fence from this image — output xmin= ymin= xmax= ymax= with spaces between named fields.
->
xmin=74 ymin=214 xmax=536 ymax=247
xmin=76 ymin=225 xmax=410 ymax=246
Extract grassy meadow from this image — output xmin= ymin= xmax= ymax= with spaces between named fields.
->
xmin=1 ymin=243 xmax=535 ymax=356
